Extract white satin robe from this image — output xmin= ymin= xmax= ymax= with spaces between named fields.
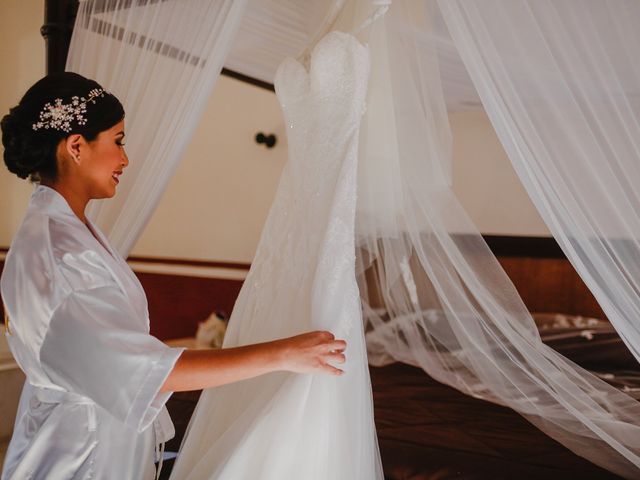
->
xmin=1 ymin=185 xmax=184 ymax=480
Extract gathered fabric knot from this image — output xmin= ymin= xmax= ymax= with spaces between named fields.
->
xmin=32 ymin=384 xmax=97 ymax=432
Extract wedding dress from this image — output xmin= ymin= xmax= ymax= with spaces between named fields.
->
xmin=170 ymin=31 xmax=384 ymax=480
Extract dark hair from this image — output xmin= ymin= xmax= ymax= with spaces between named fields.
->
xmin=1 ymin=72 xmax=124 ymax=181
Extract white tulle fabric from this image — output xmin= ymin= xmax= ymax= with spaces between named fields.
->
xmin=63 ymin=0 xmax=640 ymax=477
xmin=341 ymin=1 xmax=640 ymax=477
xmin=66 ymin=0 xmax=247 ymax=256
xmin=170 ymin=31 xmax=383 ymax=480
xmin=438 ymin=0 xmax=640 ymax=365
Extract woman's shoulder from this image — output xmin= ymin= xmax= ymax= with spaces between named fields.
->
xmin=4 ymin=208 xmax=55 ymax=271
xmin=7 ymin=208 xmax=84 ymax=264
xmin=4 ymin=210 xmax=117 ymax=295
xmin=11 ymin=185 xmax=98 ymax=264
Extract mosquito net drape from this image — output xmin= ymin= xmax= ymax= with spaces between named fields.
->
xmin=346 ymin=0 xmax=640 ymax=477
xmin=438 ymin=0 xmax=640 ymax=367
xmin=64 ymin=0 xmax=640 ymax=477
xmin=66 ymin=0 xmax=248 ymax=256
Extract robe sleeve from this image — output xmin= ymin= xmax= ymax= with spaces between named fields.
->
xmin=39 ymin=285 xmax=184 ymax=432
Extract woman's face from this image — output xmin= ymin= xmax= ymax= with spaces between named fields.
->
xmin=78 ymin=120 xmax=128 ymax=199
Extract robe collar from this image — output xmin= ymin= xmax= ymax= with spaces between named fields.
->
xmin=30 ymin=185 xmax=150 ymax=326
xmin=30 ymin=184 xmax=82 ymax=223
xmin=30 ymin=185 xmax=118 ymax=258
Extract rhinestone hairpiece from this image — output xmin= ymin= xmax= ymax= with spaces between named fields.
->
xmin=32 ymin=88 xmax=106 ymax=133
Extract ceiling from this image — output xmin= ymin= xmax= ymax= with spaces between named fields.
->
xmin=223 ymin=0 xmax=483 ymax=111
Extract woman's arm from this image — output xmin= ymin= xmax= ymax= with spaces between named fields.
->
xmin=161 ymin=331 xmax=346 ymax=393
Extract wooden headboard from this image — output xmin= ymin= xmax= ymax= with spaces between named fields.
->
xmin=486 ymin=235 xmax=606 ymax=319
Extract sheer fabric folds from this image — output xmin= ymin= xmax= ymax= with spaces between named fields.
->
xmin=438 ymin=0 xmax=640 ymax=366
xmin=224 ymin=0 xmax=348 ymax=84
xmin=66 ymin=0 xmax=247 ymax=256
xmin=64 ymin=0 xmax=640 ymax=477
xmin=351 ymin=1 xmax=640 ymax=477
xmin=171 ymin=30 xmax=382 ymax=480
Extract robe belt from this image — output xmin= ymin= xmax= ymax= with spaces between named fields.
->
xmin=32 ymin=385 xmax=97 ymax=432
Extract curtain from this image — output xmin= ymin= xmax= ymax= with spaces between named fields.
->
xmin=438 ymin=0 xmax=640 ymax=366
xmin=66 ymin=0 xmax=248 ymax=256
xmin=349 ymin=0 xmax=640 ymax=477
xmin=63 ymin=0 xmax=640 ymax=477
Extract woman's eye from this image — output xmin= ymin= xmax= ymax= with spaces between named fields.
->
xmin=116 ymin=141 xmax=126 ymax=147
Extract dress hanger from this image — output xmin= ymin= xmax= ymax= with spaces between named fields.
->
xmin=296 ymin=0 xmax=390 ymax=67
xmin=352 ymin=1 xmax=390 ymax=36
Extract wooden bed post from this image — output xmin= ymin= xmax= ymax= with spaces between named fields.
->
xmin=41 ymin=0 xmax=79 ymax=74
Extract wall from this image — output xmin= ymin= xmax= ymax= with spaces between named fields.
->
xmin=129 ymin=75 xmax=289 ymax=263
xmin=0 ymin=0 xmax=45 ymax=247
xmin=130 ymin=97 xmax=550 ymax=264
xmin=450 ymin=110 xmax=549 ymax=237
xmin=0 ymin=2 xmax=43 ymax=452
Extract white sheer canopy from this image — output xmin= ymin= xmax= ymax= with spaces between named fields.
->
xmin=66 ymin=0 xmax=248 ymax=256
xmin=63 ymin=0 xmax=640 ymax=477
xmin=347 ymin=0 xmax=640 ymax=477
xmin=438 ymin=0 xmax=640 ymax=367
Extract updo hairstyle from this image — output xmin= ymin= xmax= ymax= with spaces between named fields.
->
xmin=1 ymin=72 xmax=124 ymax=181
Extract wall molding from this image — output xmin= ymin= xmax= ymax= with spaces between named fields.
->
xmin=128 ymin=259 xmax=247 ymax=280
xmin=0 ymin=248 xmax=249 ymax=280
xmin=126 ymin=254 xmax=250 ymax=271
xmin=0 ymin=235 xmax=567 ymax=265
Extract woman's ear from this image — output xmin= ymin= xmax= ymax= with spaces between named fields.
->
xmin=65 ymin=134 xmax=84 ymax=164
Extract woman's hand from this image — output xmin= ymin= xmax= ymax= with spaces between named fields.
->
xmin=162 ymin=331 xmax=347 ymax=392
xmin=275 ymin=331 xmax=347 ymax=376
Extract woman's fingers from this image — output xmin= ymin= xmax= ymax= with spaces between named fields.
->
xmin=320 ymin=331 xmax=335 ymax=341
xmin=322 ymin=362 xmax=344 ymax=376
xmin=317 ymin=336 xmax=346 ymax=371
xmin=280 ymin=331 xmax=348 ymax=375
xmin=324 ymin=351 xmax=346 ymax=364
xmin=327 ymin=339 xmax=347 ymax=352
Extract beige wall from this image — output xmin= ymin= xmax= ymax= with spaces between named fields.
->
xmin=0 ymin=0 xmax=45 ymax=247
xmin=129 ymin=75 xmax=288 ymax=263
xmin=0 ymin=0 xmax=549 ymax=262
xmin=450 ymin=110 xmax=549 ymax=237
xmin=131 ymin=102 xmax=549 ymax=264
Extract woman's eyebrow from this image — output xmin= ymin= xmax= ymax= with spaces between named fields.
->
xmin=115 ymin=131 xmax=125 ymax=137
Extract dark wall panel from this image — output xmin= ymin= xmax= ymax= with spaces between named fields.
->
xmin=0 ymin=235 xmax=608 ymax=341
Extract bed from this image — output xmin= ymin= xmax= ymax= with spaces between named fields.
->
xmin=154 ymin=239 xmax=639 ymax=479
xmin=159 ymin=311 xmax=638 ymax=480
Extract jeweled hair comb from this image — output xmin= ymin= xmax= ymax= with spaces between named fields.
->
xmin=32 ymin=88 xmax=106 ymax=133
